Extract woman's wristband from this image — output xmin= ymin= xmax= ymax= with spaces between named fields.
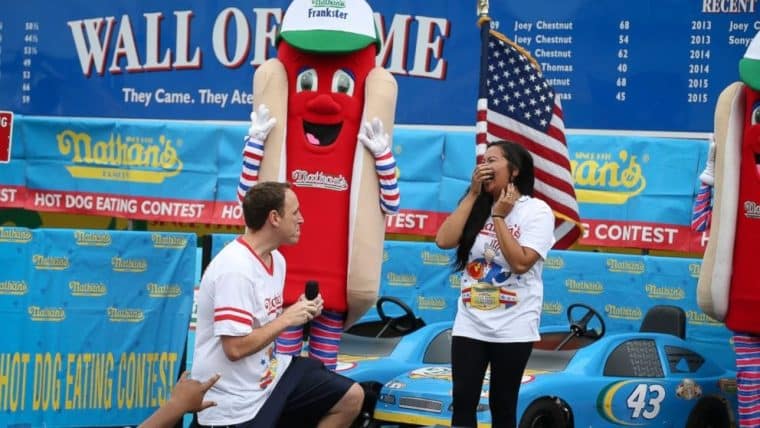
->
xmin=491 ymin=214 xmax=505 ymax=218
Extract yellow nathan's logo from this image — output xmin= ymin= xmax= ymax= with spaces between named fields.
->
xmin=0 ymin=280 xmax=28 ymax=295
xmin=688 ymin=263 xmax=701 ymax=278
xmin=69 ymin=280 xmax=107 ymax=297
xmin=33 ymin=254 xmax=69 ymax=270
xmin=543 ymin=301 xmax=563 ymax=315
xmin=687 ymin=310 xmax=722 ymax=326
xmin=74 ymin=230 xmax=112 ymax=246
xmin=605 ymin=304 xmax=642 ymax=320
xmin=417 ymin=295 xmax=446 ymax=310
xmin=449 ymin=274 xmax=461 ymax=288
xmin=112 ymin=257 xmax=147 ymax=272
xmin=147 ymin=283 xmax=182 ymax=297
xmin=645 ymin=284 xmax=685 ymax=300
xmin=571 ymin=150 xmax=646 ymax=204
xmin=565 ymin=279 xmax=604 ymax=294
xmin=151 ymin=234 xmax=188 ymax=249
xmin=0 ymin=228 xmax=32 ymax=243
xmin=544 ymin=256 xmax=564 ymax=270
xmin=56 ymin=130 xmax=183 ymax=183
xmin=29 ymin=306 xmax=65 ymax=322
xmin=421 ymin=251 xmax=450 ymax=266
xmin=107 ymin=307 xmax=145 ymax=323
xmin=606 ymin=258 xmax=645 ymax=274
xmin=386 ymin=272 xmax=417 ymax=287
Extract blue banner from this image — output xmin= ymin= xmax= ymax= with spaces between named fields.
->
xmin=0 ymin=227 xmax=196 ymax=427
xmin=0 ymin=1 xmax=757 ymax=131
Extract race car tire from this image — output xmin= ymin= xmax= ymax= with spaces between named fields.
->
xmin=685 ymin=396 xmax=731 ymax=428
xmin=519 ymin=398 xmax=568 ymax=428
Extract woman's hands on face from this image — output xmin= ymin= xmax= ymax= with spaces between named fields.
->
xmin=492 ymin=183 xmax=518 ymax=217
xmin=469 ymin=163 xmax=495 ymax=196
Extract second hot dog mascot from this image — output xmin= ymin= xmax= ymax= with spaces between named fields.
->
xmin=237 ymin=0 xmax=399 ymax=369
xmin=697 ymin=30 xmax=760 ymax=427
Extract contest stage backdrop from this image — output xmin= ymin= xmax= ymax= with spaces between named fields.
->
xmin=0 ymin=227 xmax=196 ymax=427
xmin=1 ymin=116 xmax=711 ymax=254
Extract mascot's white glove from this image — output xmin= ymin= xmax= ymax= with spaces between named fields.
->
xmin=699 ymin=136 xmax=716 ymax=186
xmin=248 ymin=104 xmax=276 ymax=142
xmin=358 ymin=118 xmax=390 ymax=157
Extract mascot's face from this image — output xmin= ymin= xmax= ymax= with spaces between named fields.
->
xmin=743 ymin=87 xmax=760 ymax=176
xmin=278 ymin=41 xmax=376 ymax=153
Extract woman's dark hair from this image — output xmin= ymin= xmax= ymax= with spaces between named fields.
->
xmin=453 ymin=140 xmax=535 ymax=271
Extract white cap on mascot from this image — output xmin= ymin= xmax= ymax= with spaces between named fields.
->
xmin=278 ymin=0 xmax=381 ymax=53
xmin=740 ymin=30 xmax=760 ymax=90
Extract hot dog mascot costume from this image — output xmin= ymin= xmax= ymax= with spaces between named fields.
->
xmin=237 ymin=0 xmax=399 ymax=369
xmin=697 ymin=30 xmax=760 ymax=426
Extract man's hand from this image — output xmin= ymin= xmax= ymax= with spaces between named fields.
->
xmin=170 ymin=371 xmax=220 ymax=413
xmin=281 ymin=295 xmax=323 ymax=327
xmin=248 ymin=104 xmax=276 ymax=142
xmin=358 ymin=118 xmax=390 ymax=157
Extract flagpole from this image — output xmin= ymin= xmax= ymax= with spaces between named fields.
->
xmin=475 ymin=0 xmax=490 ymax=162
xmin=477 ymin=0 xmax=489 ymax=17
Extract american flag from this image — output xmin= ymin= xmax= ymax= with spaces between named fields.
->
xmin=476 ymin=25 xmax=582 ymax=249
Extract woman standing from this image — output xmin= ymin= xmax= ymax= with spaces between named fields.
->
xmin=435 ymin=140 xmax=555 ymax=428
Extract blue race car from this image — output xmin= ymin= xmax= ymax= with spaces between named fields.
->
xmin=336 ymin=296 xmax=453 ymax=386
xmin=371 ymin=304 xmax=737 ymax=428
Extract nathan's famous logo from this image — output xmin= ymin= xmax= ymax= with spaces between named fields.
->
xmin=69 ymin=280 xmax=107 ymax=297
xmin=147 ymin=283 xmax=182 ymax=298
xmin=688 ymin=263 xmax=701 ymax=278
xmin=606 ymin=258 xmax=645 ymax=274
xmin=565 ymin=279 xmax=604 ymax=294
xmin=56 ymin=130 xmax=183 ymax=183
xmin=74 ymin=230 xmax=112 ymax=246
xmin=571 ymin=149 xmax=646 ymax=204
xmin=111 ymin=257 xmax=148 ymax=272
xmin=645 ymin=283 xmax=685 ymax=300
xmin=29 ymin=306 xmax=66 ymax=322
xmin=0 ymin=228 xmax=32 ymax=243
xmin=0 ymin=280 xmax=28 ymax=295
xmin=386 ymin=272 xmax=417 ymax=287
xmin=449 ymin=273 xmax=461 ymax=288
xmin=107 ymin=307 xmax=145 ymax=323
xmin=33 ymin=255 xmax=70 ymax=270
xmin=421 ymin=251 xmax=449 ymax=266
xmin=418 ymin=296 xmax=446 ymax=310
xmin=605 ymin=304 xmax=642 ymax=320
xmin=744 ymin=200 xmax=760 ymax=219
xmin=542 ymin=301 xmax=563 ymax=315
xmin=290 ymin=169 xmax=348 ymax=191
xmin=544 ymin=255 xmax=564 ymax=270
xmin=151 ymin=233 xmax=188 ymax=249
xmin=687 ymin=310 xmax=722 ymax=326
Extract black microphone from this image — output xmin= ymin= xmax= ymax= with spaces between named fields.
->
xmin=305 ymin=280 xmax=319 ymax=300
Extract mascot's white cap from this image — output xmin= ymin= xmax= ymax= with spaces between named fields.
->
xmin=279 ymin=0 xmax=380 ymax=54
xmin=739 ymin=30 xmax=760 ymax=90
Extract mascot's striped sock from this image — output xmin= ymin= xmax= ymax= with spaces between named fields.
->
xmin=308 ymin=310 xmax=345 ymax=370
xmin=735 ymin=333 xmax=760 ymax=427
xmin=275 ymin=325 xmax=304 ymax=356
xmin=690 ymin=182 xmax=712 ymax=232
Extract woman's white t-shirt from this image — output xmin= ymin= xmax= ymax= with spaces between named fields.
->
xmin=453 ymin=196 xmax=555 ymax=343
